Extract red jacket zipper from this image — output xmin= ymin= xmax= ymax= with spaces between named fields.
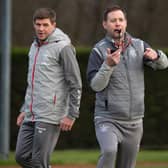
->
xmin=29 ymin=46 xmax=40 ymax=121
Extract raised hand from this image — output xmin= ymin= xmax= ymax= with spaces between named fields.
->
xmin=105 ymin=48 xmax=121 ymax=67
xmin=144 ymin=48 xmax=158 ymax=61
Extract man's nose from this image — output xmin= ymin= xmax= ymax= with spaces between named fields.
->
xmin=115 ymin=20 xmax=121 ymax=26
xmin=39 ymin=25 xmax=44 ymax=31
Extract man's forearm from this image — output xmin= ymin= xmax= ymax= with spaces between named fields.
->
xmin=90 ymin=62 xmax=114 ymax=92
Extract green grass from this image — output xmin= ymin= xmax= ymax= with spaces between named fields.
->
xmin=138 ymin=150 xmax=168 ymax=162
xmin=137 ymin=165 xmax=168 ymax=167
xmin=51 ymin=150 xmax=98 ymax=164
xmin=0 ymin=150 xmax=168 ymax=167
xmin=0 ymin=152 xmax=17 ymax=165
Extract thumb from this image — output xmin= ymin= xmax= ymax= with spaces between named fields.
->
xmin=107 ymin=48 xmax=111 ymax=55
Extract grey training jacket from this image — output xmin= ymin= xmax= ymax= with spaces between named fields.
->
xmin=21 ymin=28 xmax=82 ymax=124
xmin=87 ymin=33 xmax=168 ymax=121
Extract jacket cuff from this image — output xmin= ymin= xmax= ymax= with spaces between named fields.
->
xmin=67 ymin=114 xmax=77 ymax=120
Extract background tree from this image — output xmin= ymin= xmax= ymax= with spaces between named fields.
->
xmin=12 ymin=0 xmax=168 ymax=47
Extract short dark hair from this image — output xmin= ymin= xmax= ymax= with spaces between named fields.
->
xmin=33 ymin=8 xmax=56 ymax=23
xmin=103 ymin=5 xmax=127 ymax=21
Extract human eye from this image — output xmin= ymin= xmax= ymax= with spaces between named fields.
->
xmin=35 ymin=23 xmax=41 ymax=27
xmin=43 ymin=23 xmax=49 ymax=27
xmin=119 ymin=18 xmax=125 ymax=22
xmin=110 ymin=18 xmax=116 ymax=23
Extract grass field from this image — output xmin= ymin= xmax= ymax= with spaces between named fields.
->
xmin=0 ymin=150 xmax=168 ymax=167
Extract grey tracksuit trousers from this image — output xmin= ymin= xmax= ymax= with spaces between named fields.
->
xmin=15 ymin=121 xmax=60 ymax=168
xmin=95 ymin=118 xmax=143 ymax=168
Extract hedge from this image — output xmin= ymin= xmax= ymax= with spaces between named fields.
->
xmin=10 ymin=47 xmax=168 ymax=150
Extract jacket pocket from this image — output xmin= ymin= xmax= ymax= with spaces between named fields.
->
xmin=53 ymin=89 xmax=69 ymax=108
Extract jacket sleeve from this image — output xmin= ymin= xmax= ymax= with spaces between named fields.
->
xmin=20 ymin=103 xmax=25 ymax=112
xmin=87 ymin=48 xmax=114 ymax=92
xmin=143 ymin=42 xmax=168 ymax=70
xmin=60 ymin=45 xmax=82 ymax=119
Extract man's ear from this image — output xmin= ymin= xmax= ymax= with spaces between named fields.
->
xmin=125 ymin=20 xmax=127 ymax=28
xmin=52 ymin=22 xmax=56 ymax=27
xmin=102 ymin=21 xmax=107 ymax=30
